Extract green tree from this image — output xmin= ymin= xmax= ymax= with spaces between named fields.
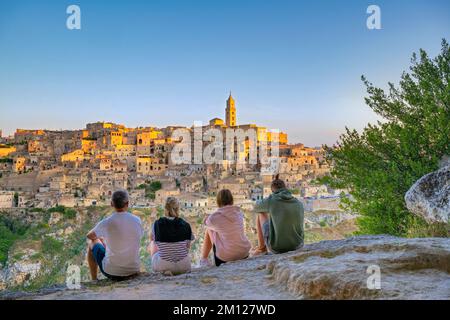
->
xmin=139 ymin=181 xmax=162 ymax=200
xmin=0 ymin=224 xmax=17 ymax=265
xmin=0 ymin=216 xmax=29 ymax=266
xmin=150 ymin=181 xmax=162 ymax=191
xmin=324 ymin=40 xmax=450 ymax=237
xmin=47 ymin=205 xmax=67 ymax=214
xmin=63 ymin=208 xmax=77 ymax=220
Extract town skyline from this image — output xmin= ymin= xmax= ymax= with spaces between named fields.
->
xmin=1 ymin=92 xmax=312 ymax=147
xmin=1 ymin=0 xmax=449 ymax=146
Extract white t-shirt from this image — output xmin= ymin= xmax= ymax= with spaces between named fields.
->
xmin=93 ymin=212 xmax=144 ymax=276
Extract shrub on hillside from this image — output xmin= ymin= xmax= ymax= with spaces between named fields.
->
xmin=323 ymin=40 xmax=450 ymax=237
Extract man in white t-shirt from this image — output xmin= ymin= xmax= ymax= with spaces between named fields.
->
xmin=87 ymin=189 xmax=144 ymax=281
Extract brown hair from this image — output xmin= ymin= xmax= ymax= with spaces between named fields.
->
xmin=216 ymin=189 xmax=234 ymax=207
xmin=271 ymin=174 xmax=286 ymax=191
xmin=165 ymin=197 xmax=180 ymax=218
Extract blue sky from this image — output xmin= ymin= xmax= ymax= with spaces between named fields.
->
xmin=0 ymin=0 xmax=449 ymax=146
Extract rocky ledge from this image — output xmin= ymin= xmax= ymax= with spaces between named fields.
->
xmin=1 ymin=235 xmax=449 ymax=300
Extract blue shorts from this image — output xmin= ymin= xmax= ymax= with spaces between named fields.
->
xmin=92 ymin=243 xmax=129 ymax=281
xmin=262 ymin=220 xmax=279 ymax=254
xmin=262 ymin=221 xmax=270 ymax=247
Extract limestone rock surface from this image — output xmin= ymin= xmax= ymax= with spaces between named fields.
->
xmin=1 ymin=236 xmax=449 ymax=300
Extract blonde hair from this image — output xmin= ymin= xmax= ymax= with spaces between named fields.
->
xmin=165 ymin=197 xmax=180 ymax=218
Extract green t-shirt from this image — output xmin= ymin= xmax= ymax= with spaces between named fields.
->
xmin=254 ymin=189 xmax=304 ymax=253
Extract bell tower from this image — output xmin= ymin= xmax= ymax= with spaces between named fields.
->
xmin=225 ymin=92 xmax=236 ymax=127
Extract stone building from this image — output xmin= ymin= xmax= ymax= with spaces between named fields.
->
xmin=0 ymin=93 xmax=332 ymax=209
xmin=136 ymin=156 xmax=167 ymax=176
xmin=0 ymin=145 xmax=16 ymax=157
xmin=225 ymin=93 xmax=237 ymax=127
xmin=179 ymin=193 xmax=209 ymax=208
xmin=180 ymin=176 xmax=204 ymax=193
xmin=13 ymin=157 xmax=26 ymax=173
xmin=155 ymin=188 xmax=181 ymax=205
xmin=0 ymin=191 xmax=14 ymax=208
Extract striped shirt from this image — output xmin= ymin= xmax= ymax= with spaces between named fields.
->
xmin=155 ymin=240 xmax=192 ymax=263
xmin=152 ymin=217 xmax=195 ymax=263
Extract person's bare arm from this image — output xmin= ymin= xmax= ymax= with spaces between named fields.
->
xmin=150 ymin=222 xmax=155 ymax=241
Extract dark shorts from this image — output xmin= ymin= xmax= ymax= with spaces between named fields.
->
xmin=212 ymin=245 xmax=248 ymax=267
xmin=212 ymin=245 xmax=226 ymax=267
xmin=92 ymin=243 xmax=130 ymax=281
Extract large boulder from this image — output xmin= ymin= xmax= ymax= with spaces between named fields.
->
xmin=405 ymin=160 xmax=450 ymax=224
xmin=2 ymin=236 xmax=449 ymax=300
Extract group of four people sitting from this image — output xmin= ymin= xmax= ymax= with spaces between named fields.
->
xmin=86 ymin=176 xmax=304 ymax=280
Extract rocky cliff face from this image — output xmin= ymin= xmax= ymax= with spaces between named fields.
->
xmin=0 ymin=249 xmax=41 ymax=290
xmin=2 ymin=235 xmax=448 ymax=300
xmin=405 ymin=160 xmax=450 ymax=224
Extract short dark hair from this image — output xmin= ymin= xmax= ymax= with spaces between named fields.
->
xmin=271 ymin=174 xmax=286 ymax=191
xmin=217 ymin=189 xmax=234 ymax=207
xmin=112 ymin=189 xmax=129 ymax=209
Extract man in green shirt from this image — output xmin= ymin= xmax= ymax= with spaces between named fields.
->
xmin=252 ymin=176 xmax=304 ymax=256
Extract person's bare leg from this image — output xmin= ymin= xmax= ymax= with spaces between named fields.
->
xmin=253 ymin=213 xmax=269 ymax=255
xmin=201 ymin=230 xmax=213 ymax=260
xmin=150 ymin=241 xmax=159 ymax=257
xmin=87 ymin=239 xmax=103 ymax=281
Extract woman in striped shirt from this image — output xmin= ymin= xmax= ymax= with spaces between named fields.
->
xmin=150 ymin=197 xmax=194 ymax=275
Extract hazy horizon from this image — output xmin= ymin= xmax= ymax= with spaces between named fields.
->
xmin=1 ymin=0 xmax=449 ymax=146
